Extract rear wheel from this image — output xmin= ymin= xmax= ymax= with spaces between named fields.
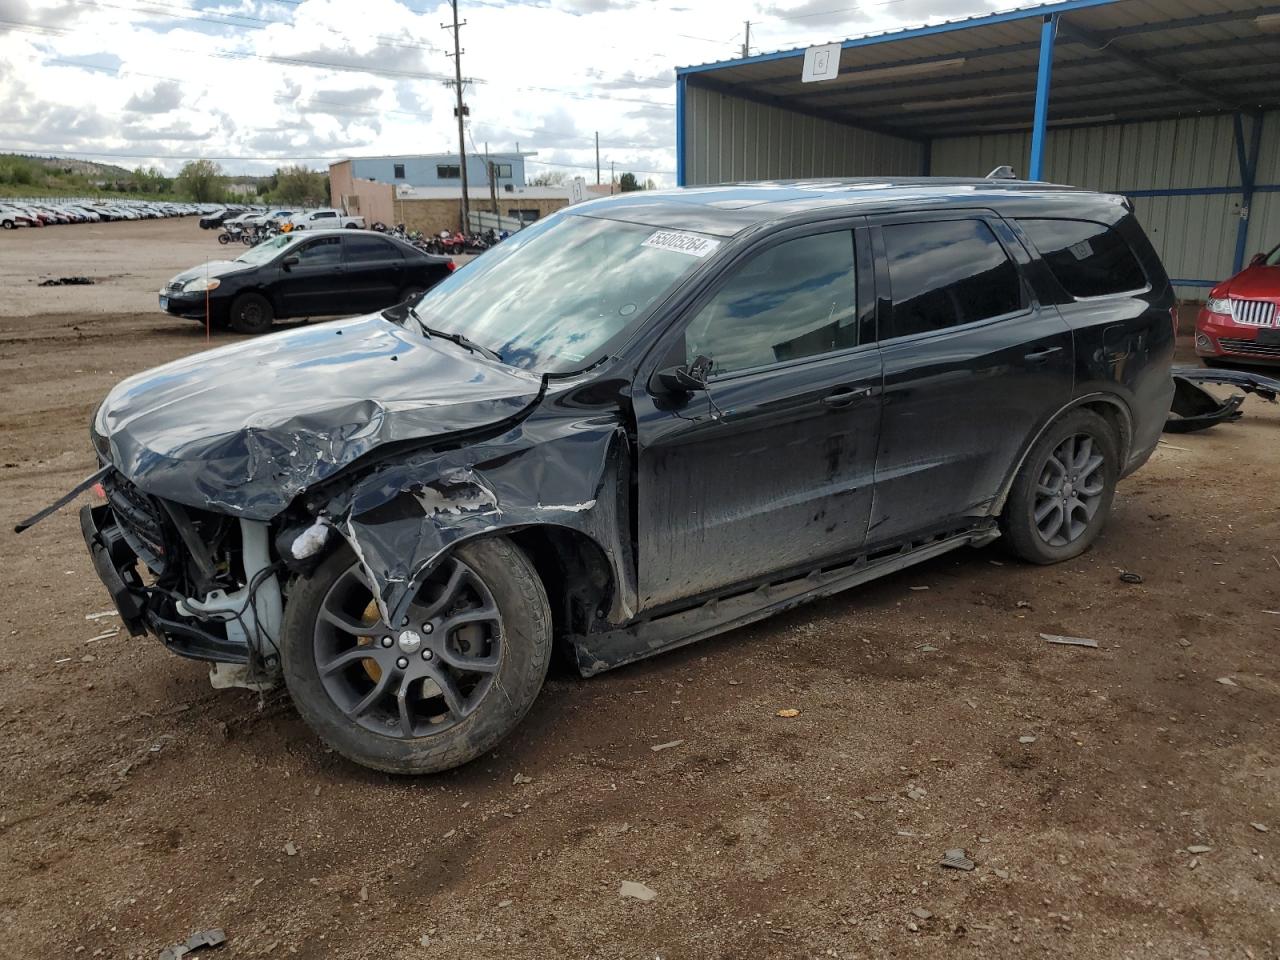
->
xmin=228 ymin=292 xmax=274 ymax=335
xmin=1001 ymin=408 xmax=1119 ymax=564
xmin=281 ymin=538 xmax=552 ymax=774
xmin=217 ymin=233 xmax=230 ymax=245
xmin=1 ymin=219 xmax=13 ymax=230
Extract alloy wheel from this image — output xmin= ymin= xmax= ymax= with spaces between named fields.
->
xmin=312 ymin=557 xmax=505 ymax=739
xmin=1032 ymin=433 xmax=1107 ymax=547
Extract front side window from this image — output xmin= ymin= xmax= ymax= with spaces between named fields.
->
xmin=346 ymin=235 xmax=401 ymax=263
xmin=685 ymin=231 xmax=857 ymax=376
xmin=882 ymin=219 xmax=1023 ymax=340
xmin=412 ymin=214 xmax=712 ymax=372
xmin=295 ymin=236 xmax=342 ymax=266
xmin=1019 ymin=218 xmax=1147 ymax=297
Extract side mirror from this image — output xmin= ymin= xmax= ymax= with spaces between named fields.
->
xmin=282 ymin=255 xmax=299 ymax=270
xmin=654 ymin=354 xmax=712 ymax=394
xmin=1250 ymin=252 xmax=1266 ymax=267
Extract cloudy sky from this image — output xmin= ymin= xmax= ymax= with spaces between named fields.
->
xmin=0 ymin=0 xmax=1025 ymax=184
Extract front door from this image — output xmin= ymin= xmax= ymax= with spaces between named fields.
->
xmin=867 ymin=212 xmax=1075 ymax=546
xmin=633 ymin=223 xmax=883 ymax=611
xmin=274 ymin=236 xmax=347 ymax=317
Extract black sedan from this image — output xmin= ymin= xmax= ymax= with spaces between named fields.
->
xmin=160 ymin=230 xmax=456 ymax=334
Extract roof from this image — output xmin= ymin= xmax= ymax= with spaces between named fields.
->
xmin=676 ymin=0 xmax=1280 ymax=141
xmin=392 ymin=185 xmax=572 ymax=200
xmin=572 ymin=177 xmax=1125 ymax=237
xmin=331 ymin=152 xmax=535 ymax=167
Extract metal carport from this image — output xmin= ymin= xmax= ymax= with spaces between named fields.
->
xmin=675 ymin=0 xmax=1280 ymax=296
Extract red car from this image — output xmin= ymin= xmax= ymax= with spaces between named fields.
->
xmin=1197 ymin=245 xmax=1280 ymax=364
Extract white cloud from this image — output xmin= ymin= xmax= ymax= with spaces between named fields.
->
xmin=0 ymin=0 xmax=1027 ymax=183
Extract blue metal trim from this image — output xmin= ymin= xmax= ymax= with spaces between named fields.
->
xmin=675 ymin=75 xmax=687 ymax=187
xmin=1232 ymin=113 xmax=1265 ymax=273
xmin=1029 ymin=15 xmax=1058 ymax=182
xmin=675 ymin=0 xmax=1122 ymax=77
xmin=1121 ymin=186 xmax=1280 ymax=198
xmin=1169 ymin=279 xmax=1218 ymax=287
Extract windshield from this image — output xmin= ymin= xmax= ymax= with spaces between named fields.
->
xmin=235 ymin=233 xmax=297 ymax=265
xmin=411 ymin=212 xmax=717 ymax=372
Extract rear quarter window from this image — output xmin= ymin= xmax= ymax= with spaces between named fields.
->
xmin=1019 ymin=218 xmax=1147 ymax=298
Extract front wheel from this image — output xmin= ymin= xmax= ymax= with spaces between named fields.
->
xmin=228 ymin=292 xmax=274 ymax=335
xmin=1000 ymin=408 xmax=1119 ymax=564
xmin=281 ymin=538 xmax=552 ymax=774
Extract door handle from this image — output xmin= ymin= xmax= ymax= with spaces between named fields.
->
xmin=822 ymin=386 xmax=874 ymax=407
xmin=1024 ymin=346 xmax=1063 ymax=362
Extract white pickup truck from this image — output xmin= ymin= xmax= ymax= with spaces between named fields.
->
xmin=285 ymin=208 xmax=365 ymax=230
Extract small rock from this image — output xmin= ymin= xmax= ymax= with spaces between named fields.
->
xmin=909 ymin=585 xmax=930 ymax=591
xmin=512 ymin=773 xmax=533 ymax=785
xmin=920 ymin=645 xmax=938 ymax=653
xmin=906 ymin=921 xmax=919 ymax=932
xmin=906 ymin=786 xmax=927 ymax=801
xmin=1119 ymin=571 xmax=1144 ymax=584
xmin=1250 ymin=822 xmax=1269 ymax=833
xmin=993 ymin=868 xmax=1010 ymax=879
xmin=618 ymin=880 xmax=658 ymax=902
xmin=727 ymin=679 xmax=740 ymax=686
xmin=1215 ymin=677 xmax=1238 ymax=687
xmin=359 ymin=885 xmax=368 ymax=902
xmin=911 ymin=907 xmax=933 ymax=920
xmin=650 ymin=739 xmax=684 ymax=752
xmin=1187 ymin=844 xmax=1213 ymax=854
xmin=1177 ymin=638 xmax=1192 ymax=648
xmin=1019 ymin=736 xmax=1037 ymax=744
xmin=284 ymin=841 xmax=298 ymax=856
xmin=776 ymin=708 xmax=801 ymax=718
xmin=497 ymin=899 xmax=513 ymax=908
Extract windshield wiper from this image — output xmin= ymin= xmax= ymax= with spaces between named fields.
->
xmin=407 ymin=306 xmax=504 ymax=363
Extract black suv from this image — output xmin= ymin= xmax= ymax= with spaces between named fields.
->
xmin=64 ymin=178 xmax=1174 ymax=774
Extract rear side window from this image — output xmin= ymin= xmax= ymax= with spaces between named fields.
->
xmin=685 ymin=231 xmax=857 ymax=376
xmin=346 ymin=235 xmax=401 ymax=262
xmin=1019 ymin=218 xmax=1147 ymax=297
xmin=882 ymin=219 xmax=1023 ymax=339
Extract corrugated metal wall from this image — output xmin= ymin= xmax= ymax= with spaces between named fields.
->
xmin=683 ymin=83 xmax=924 ymax=186
xmin=930 ymin=112 xmax=1280 ymax=299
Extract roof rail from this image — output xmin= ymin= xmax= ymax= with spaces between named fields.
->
xmin=986 ymin=165 xmax=1018 ymax=180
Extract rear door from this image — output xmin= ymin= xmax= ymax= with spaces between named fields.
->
xmin=632 ymin=221 xmax=883 ymax=610
xmin=342 ymin=234 xmax=406 ymax=310
xmin=273 ymin=236 xmax=347 ymax=316
xmin=867 ymin=211 xmax=1074 ymax=545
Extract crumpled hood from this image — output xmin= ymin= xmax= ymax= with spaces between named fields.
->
xmin=169 ymin=260 xmax=255 ymax=284
xmin=94 ymin=313 xmax=544 ymax=518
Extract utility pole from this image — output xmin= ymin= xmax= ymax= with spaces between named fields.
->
xmin=742 ymin=20 xmax=750 ymax=58
xmin=443 ymin=0 xmax=470 ymax=232
xmin=595 ymin=131 xmax=600 ymax=185
xmin=610 ymin=160 xmax=615 ymax=195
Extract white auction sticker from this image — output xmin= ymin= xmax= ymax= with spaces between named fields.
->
xmin=642 ymin=230 xmax=722 ymax=258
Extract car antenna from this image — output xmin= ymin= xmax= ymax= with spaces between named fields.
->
xmin=986 ymin=165 xmax=1018 ymax=180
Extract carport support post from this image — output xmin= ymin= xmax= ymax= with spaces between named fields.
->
xmin=1029 ymin=14 xmax=1059 ymax=182
xmin=1232 ymin=111 xmax=1264 ymax=274
xmin=676 ymin=74 xmax=687 ymax=187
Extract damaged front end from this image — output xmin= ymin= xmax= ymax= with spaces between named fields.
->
xmin=80 ymin=469 xmax=284 ymax=688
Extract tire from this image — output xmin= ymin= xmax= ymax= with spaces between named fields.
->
xmin=1 ymin=219 xmax=13 ymax=230
xmin=228 ymin=292 xmax=274 ymax=335
xmin=1000 ymin=408 xmax=1119 ymax=565
xmin=345 ymin=221 xmax=360 ymax=229
xmin=281 ymin=538 xmax=552 ymax=774
xmin=217 ymin=233 xmax=230 ymax=245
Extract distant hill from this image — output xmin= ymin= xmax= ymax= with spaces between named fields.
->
xmin=14 ymin=154 xmax=134 ymax=179
xmin=0 ymin=152 xmax=181 ymax=200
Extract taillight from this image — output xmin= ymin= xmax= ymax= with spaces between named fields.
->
xmin=92 ymin=483 xmax=106 ymax=500
xmin=446 ymin=260 xmax=457 ymax=272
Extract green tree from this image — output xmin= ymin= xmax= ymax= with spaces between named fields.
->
xmin=528 ymin=170 xmax=567 ymax=186
xmin=618 ymin=171 xmax=641 ymax=192
xmin=176 ymin=159 xmax=224 ymax=202
xmin=271 ymin=165 xmax=329 ymax=206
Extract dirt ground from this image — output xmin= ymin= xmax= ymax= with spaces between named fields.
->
xmin=0 ymin=218 xmax=1277 ymax=960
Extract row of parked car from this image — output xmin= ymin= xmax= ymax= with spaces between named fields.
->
xmin=200 ymin=206 xmax=365 ymax=232
xmin=0 ymin=198 xmax=211 ymax=229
